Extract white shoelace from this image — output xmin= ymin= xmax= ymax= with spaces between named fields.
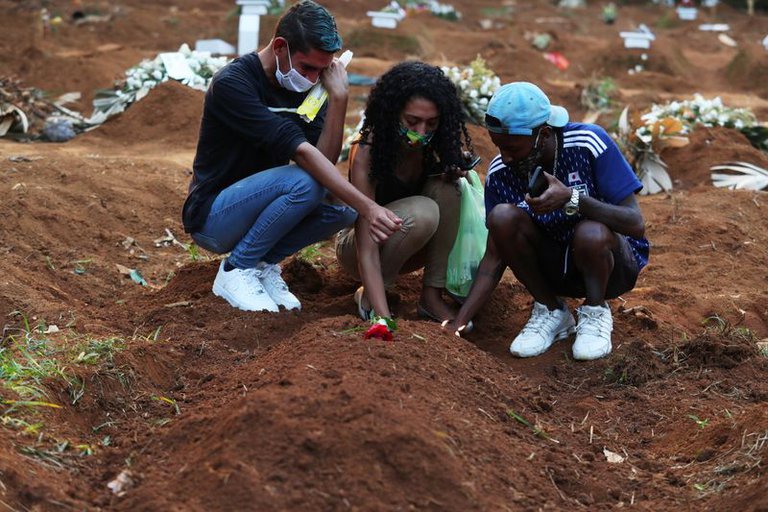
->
xmin=577 ymin=309 xmax=612 ymax=337
xmin=258 ymin=264 xmax=289 ymax=291
xmin=238 ymin=268 xmax=269 ymax=296
xmin=520 ymin=304 xmax=561 ymax=335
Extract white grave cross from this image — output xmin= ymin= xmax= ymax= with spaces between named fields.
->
xmin=620 ymin=24 xmax=655 ymax=50
xmin=237 ymin=0 xmax=270 ymax=56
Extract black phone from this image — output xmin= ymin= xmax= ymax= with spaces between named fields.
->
xmin=460 ymin=155 xmax=482 ymax=171
xmin=527 ymin=165 xmax=548 ymax=198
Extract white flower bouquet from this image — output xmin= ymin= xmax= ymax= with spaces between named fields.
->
xmin=634 ymin=94 xmax=757 ymax=145
xmin=441 ymin=56 xmax=501 ymax=125
xmin=616 ymin=94 xmax=764 ymax=194
xmin=92 ymin=44 xmax=229 ymax=123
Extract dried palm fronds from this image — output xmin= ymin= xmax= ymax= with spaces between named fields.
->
xmin=711 ymin=162 xmax=768 ymax=191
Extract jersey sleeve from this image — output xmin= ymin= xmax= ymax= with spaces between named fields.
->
xmin=590 ymin=125 xmax=643 ymax=204
xmin=483 ymin=171 xmax=502 ymax=219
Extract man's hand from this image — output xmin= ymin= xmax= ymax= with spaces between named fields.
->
xmin=320 ymin=57 xmax=349 ymax=100
xmin=525 ymin=172 xmax=571 ymax=215
xmin=364 ymin=203 xmax=402 ymax=244
xmin=441 ymin=319 xmax=473 ymax=338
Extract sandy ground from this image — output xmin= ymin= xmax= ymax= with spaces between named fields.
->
xmin=0 ymin=0 xmax=767 ymax=510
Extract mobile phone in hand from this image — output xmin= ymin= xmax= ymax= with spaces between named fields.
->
xmin=460 ymin=155 xmax=481 ymax=171
xmin=527 ymin=165 xmax=548 ymax=198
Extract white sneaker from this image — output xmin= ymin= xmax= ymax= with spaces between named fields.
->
xmin=256 ymin=262 xmax=301 ymax=311
xmin=572 ymin=304 xmax=613 ymax=360
xmin=212 ymin=261 xmax=278 ymax=312
xmin=510 ymin=301 xmax=575 ymax=357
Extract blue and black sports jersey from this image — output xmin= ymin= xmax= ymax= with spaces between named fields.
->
xmin=484 ymin=122 xmax=650 ymax=270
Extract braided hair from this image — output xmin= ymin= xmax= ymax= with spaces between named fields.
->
xmin=359 ymin=61 xmax=473 ymax=182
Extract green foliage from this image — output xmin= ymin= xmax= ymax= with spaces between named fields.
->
xmin=345 ymin=29 xmax=422 ymax=57
xmin=739 ymin=125 xmax=768 ymax=152
xmin=506 ymin=410 xmax=551 ymax=440
xmin=702 ymin=315 xmax=757 ymax=342
xmin=603 ymin=366 xmax=629 ymax=385
xmin=479 ymin=6 xmax=513 ymax=18
xmin=186 ymin=242 xmax=202 ymax=262
xmin=268 ymin=0 xmax=286 ymax=15
xmin=655 ymin=11 xmax=680 ymax=29
xmin=688 ymin=414 xmax=710 ymax=429
xmin=581 ymin=77 xmax=616 ymax=112
xmin=0 ymin=328 xmax=72 ymax=402
xmin=73 ymin=337 xmax=125 ymax=365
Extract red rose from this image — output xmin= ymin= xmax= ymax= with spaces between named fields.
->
xmin=363 ymin=323 xmax=393 ymax=341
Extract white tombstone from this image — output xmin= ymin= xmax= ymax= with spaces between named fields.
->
xmin=620 ymin=24 xmax=655 ymax=50
xmin=763 ymin=35 xmax=768 ymax=51
xmin=676 ymin=7 xmax=698 ymax=20
xmin=237 ymin=0 xmax=270 ymax=56
xmin=195 ymin=39 xmax=237 ymax=55
xmin=367 ymin=11 xmax=404 ymax=29
xmin=367 ymin=1 xmax=406 ymax=29
xmin=698 ymin=24 xmax=730 ymax=32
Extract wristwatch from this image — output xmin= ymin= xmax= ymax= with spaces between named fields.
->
xmin=564 ymin=187 xmax=580 ymax=216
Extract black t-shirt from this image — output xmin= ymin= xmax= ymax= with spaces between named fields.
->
xmin=182 ymin=52 xmax=326 ymax=232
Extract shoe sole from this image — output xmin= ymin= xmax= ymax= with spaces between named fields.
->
xmin=572 ymin=342 xmax=612 ymax=361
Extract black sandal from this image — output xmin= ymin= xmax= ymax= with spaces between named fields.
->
xmin=417 ymin=302 xmax=446 ymax=323
xmin=354 ymin=287 xmax=373 ymax=321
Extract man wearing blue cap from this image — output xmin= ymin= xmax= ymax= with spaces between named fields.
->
xmin=449 ymin=82 xmax=649 ymax=360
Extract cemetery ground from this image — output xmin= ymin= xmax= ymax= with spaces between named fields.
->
xmin=1 ymin=0 xmax=768 ymax=510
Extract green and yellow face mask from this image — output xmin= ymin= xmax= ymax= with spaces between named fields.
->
xmin=399 ymin=125 xmax=434 ymax=148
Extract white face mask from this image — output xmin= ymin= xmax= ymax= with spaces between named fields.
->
xmin=274 ymin=43 xmax=317 ymax=93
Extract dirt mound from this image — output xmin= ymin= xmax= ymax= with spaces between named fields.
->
xmin=2 ymin=0 xmax=768 ymax=510
xmin=111 ymin=323 xmax=542 ymax=511
xmin=83 ymin=80 xmax=204 ymax=149
xmin=725 ymin=47 xmax=768 ymax=99
xmin=678 ymin=324 xmax=761 ymax=369
xmin=661 ymin=126 xmax=768 ymax=189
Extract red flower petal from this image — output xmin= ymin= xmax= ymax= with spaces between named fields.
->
xmin=363 ymin=323 xmax=393 ymax=341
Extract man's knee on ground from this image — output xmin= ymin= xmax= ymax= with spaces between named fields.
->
xmin=487 ymin=203 xmax=528 ymax=237
xmin=572 ymin=221 xmax=618 ymax=263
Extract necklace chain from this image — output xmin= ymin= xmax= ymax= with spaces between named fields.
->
xmin=553 ymin=135 xmax=559 ymax=176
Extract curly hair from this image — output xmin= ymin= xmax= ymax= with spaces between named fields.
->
xmin=359 ymin=61 xmax=473 ymax=182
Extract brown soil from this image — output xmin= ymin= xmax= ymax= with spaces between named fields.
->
xmin=1 ymin=1 xmax=767 ymax=511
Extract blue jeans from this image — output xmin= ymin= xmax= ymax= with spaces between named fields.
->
xmin=191 ymin=165 xmax=357 ymax=269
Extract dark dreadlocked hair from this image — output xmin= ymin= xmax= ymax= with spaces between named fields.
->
xmin=359 ymin=61 xmax=473 ymax=182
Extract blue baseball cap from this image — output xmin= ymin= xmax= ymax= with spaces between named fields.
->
xmin=485 ymin=82 xmax=569 ymax=135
